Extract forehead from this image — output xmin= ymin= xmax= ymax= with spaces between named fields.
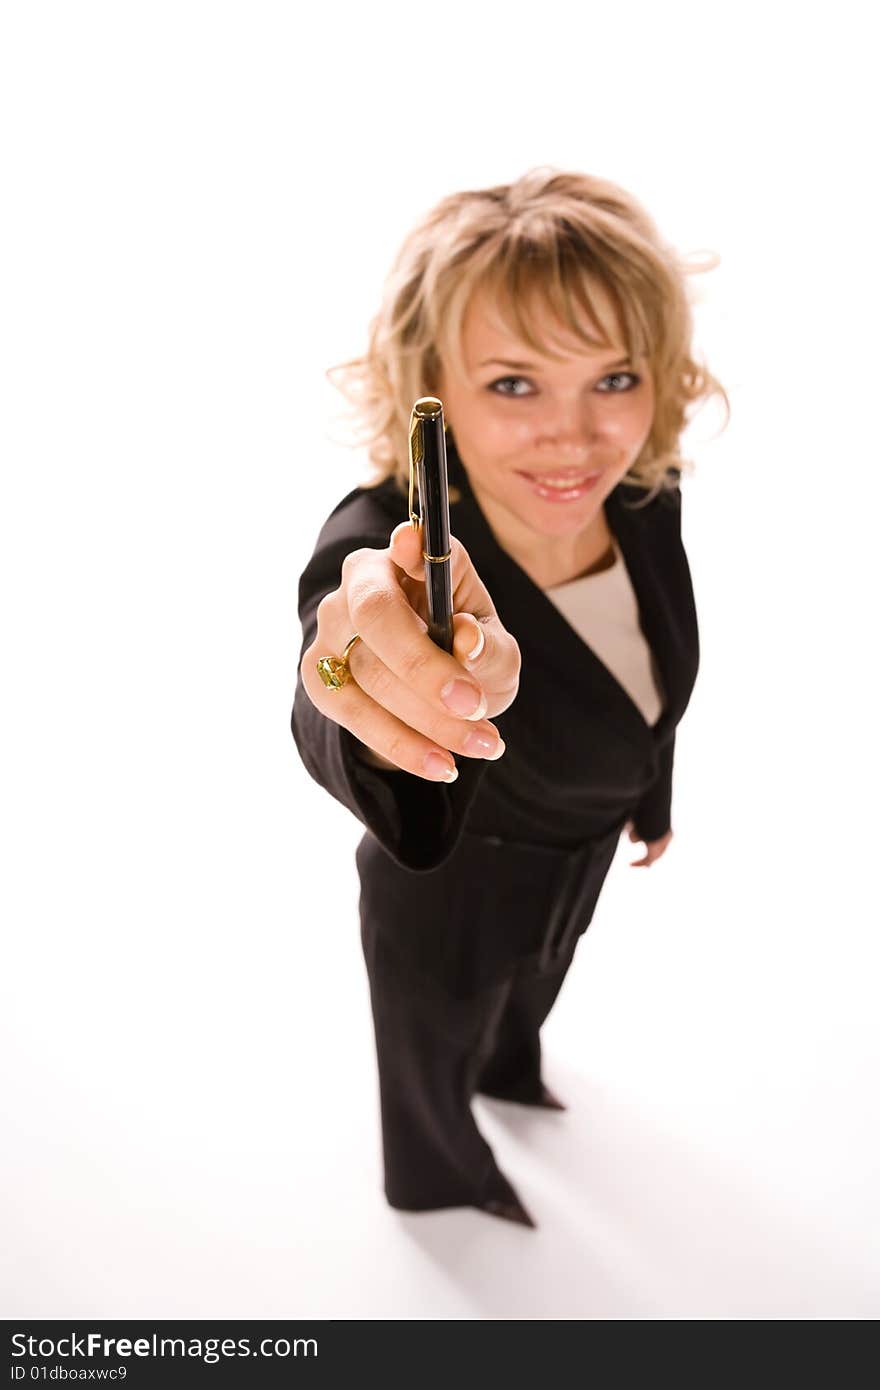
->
xmin=459 ymin=280 xmax=625 ymax=365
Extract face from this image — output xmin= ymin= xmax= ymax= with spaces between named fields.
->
xmin=435 ymin=283 xmax=656 ymax=559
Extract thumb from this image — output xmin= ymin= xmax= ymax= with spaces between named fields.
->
xmin=389 ymin=519 xmax=427 ymax=582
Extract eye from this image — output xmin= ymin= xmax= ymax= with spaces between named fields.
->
xmin=597 ymin=371 xmax=641 ymax=392
xmin=487 ymin=376 xmax=534 ymax=397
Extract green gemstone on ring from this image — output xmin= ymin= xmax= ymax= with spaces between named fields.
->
xmin=317 ymin=656 xmax=351 ymax=690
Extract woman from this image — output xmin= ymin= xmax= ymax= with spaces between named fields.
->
xmin=291 ymin=168 xmax=728 ymax=1228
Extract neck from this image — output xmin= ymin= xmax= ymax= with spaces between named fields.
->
xmin=469 ymin=482 xmax=615 ymax=588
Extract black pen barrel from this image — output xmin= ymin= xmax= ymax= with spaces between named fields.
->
xmin=413 ymin=400 xmax=454 ymax=652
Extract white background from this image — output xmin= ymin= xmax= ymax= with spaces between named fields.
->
xmin=2 ymin=0 xmax=878 ymax=1318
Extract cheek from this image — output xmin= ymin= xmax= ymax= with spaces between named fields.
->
xmin=605 ymin=396 xmax=655 ymax=450
xmin=461 ymin=400 xmax=531 ymax=457
xmin=490 ymin=423 xmax=533 ymax=457
xmin=633 ymin=387 xmax=656 ymax=436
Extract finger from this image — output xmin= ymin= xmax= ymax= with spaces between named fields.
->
xmin=389 ymin=525 xmax=519 ymax=702
xmin=303 ymin=662 xmax=463 ymax=782
xmin=390 ymin=524 xmax=498 ymax=625
xmin=452 ymin=612 xmax=485 ymax=667
xmin=450 ymin=608 xmax=517 ymax=687
xmin=343 ymin=547 xmax=492 ymax=722
xmin=343 ymin=632 xmax=506 ymax=762
xmin=387 ymin=520 xmax=425 ymax=579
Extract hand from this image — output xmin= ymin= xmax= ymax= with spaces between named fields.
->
xmin=624 ymin=820 xmax=674 ymax=867
xmin=300 ymin=519 xmax=521 ymax=782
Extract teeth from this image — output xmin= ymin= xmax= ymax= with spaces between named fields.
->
xmin=533 ymin=475 xmax=592 ymax=489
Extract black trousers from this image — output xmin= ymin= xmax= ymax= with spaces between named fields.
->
xmin=360 ymin=914 xmax=577 ymax=1212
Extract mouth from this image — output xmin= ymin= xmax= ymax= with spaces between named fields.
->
xmin=516 ymin=469 xmax=603 ymax=502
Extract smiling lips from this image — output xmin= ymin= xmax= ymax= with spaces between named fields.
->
xmin=517 ymin=469 xmax=602 ymax=502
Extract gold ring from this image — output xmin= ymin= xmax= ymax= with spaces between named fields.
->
xmin=316 ymin=633 xmax=362 ymax=691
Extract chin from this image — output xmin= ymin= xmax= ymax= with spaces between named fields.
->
xmin=516 ymin=502 xmax=602 ymax=537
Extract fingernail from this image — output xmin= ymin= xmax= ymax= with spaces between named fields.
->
xmin=423 ymin=751 xmax=458 ymax=782
xmin=440 ymin=678 xmax=486 ymax=720
xmin=465 ymin=622 xmax=484 ymax=663
xmin=463 ymin=730 xmax=506 ymax=759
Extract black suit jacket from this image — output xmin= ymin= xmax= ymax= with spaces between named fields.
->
xmin=291 ymin=433 xmax=700 ymax=995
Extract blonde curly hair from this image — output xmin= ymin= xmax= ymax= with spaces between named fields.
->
xmin=327 ymin=167 xmax=729 ymax=501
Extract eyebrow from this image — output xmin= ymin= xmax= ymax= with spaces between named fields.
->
xmin=478 ymin=355 xmax=632 ymax=370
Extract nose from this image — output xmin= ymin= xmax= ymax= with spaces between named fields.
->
xmin=534 ymin=397 xmax=601 ymax=459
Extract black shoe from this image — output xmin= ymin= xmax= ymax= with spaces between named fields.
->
xmin=477 ymin=1194 xmax=537 ymax=1228
xmin=536 ymin=1082 xmax=566 ymax=1111
xmin=475 ymin=1169 xmax=538 ymax=1228
xmin=476 ymin=1080 xmax=567 ymax=1111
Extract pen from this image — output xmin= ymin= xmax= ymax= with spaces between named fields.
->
xmin=408 ymin=397 xmax=454 ymax=653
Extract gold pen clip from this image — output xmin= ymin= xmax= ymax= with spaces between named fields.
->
xmin=405 ymin=403 xmax=442 ymax=530
xmin=408 ymin=396 xmax=443 ymax=532
xmin=408 ymin=406 xmax=423 ymax=533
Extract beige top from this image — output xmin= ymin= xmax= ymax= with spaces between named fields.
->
xmin=544 ymin=536 xmax=665 ymax=727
